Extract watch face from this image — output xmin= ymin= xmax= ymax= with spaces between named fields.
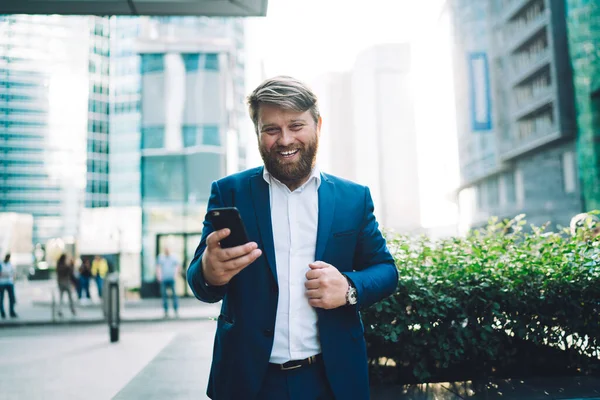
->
xmin=349 ymin=288 xmax=358 ymax=304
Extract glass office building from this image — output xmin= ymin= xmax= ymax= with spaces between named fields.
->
xmin=1 ymin=16 xmax=246 ymax=294
xmin=450 ymin=0 xmax=581 ymax=230
xmin=565 ymin=0 xmax=600 ymax=212
xmin=133 ymin=17 xmax=246 ymax=296
xmin=0 ymin=15 xmax=89 ymax=244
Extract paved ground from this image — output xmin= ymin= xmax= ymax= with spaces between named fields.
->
xmin=2 ymin=280 xmax=600 ymax=399
xmin=0 ymin=320 xmax=215 ymax=400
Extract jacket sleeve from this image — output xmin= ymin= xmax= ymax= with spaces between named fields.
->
xmin=187 ymin=180 xmax=228 ymax=303
xmin=344 ymin=187 xmax=399 ymax=308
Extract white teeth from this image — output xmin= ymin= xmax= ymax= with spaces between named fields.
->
xmin=280 ymin=150 xmax=298 ymax=156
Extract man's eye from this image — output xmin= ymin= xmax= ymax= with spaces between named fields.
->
xmin=290 ymin=124 xmax=303 ymax=130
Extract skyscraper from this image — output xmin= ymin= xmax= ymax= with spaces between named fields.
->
xmin=134 ymin=17 xmax=247 ymax=295
xmin=352 ymin=44 xmax=421 ymax=234
xmin=0 ymin=16 xmax=89 ymax=244
xmin=565 ymin=0 xmax=600 ymax=212
xmin=86 ymin=16 xmax=111 ymax=208
xmin=315 ymin=44 xmax=421 ymax=234
xmin=450 ymin=0 xmax=581 ymax=229
xmin=1 ymin=16 xmax=246 ymax=292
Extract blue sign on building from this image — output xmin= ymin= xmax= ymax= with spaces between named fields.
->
xmin=467 ymin=52 xmax=492 ymax=131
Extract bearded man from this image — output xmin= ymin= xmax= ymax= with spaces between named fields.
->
xmin=188 ymin=76 xmax=398 ymax=400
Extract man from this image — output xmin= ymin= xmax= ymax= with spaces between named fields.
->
xmin=156 ymin=247 xmax=180 ymax=318
xmin=0 ymin=253 xmax=18 ymax=319
xmin=91 ymin=255 xmax=108 ymax=299
xmin=187 ymin=76 xmax=398 ymax=400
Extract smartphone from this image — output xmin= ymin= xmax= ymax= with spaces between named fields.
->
xmin=206 ymin=207 xmax=250 ymax=248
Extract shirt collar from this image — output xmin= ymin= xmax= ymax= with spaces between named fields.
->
xmin=263 ymin=165 xmax=322 ymax=190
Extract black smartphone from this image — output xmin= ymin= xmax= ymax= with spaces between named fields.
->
xmin=206 ymin=207 xmax=250 ymax=248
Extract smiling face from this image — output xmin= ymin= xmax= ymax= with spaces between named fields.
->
xmin=257 ymin=104 xmax=321 ymax=190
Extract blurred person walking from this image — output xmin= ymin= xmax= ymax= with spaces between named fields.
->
xmin=56 ymin=254 xmax=76 ymax=317
xmin=78 ymin=258 xmax=92 ymax=302
xmin=91 ymin=255 xmax=108 ymax=299
xmin=156 ymin=247 xmax=180 ymax=318
xmin=0 ymin=253 xmax=18 ymax=319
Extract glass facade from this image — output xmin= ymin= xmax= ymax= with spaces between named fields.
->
xmin=109 ymin=17 xmax=142 ymax=208
xmin=0 ymin=15 xmax=245 ymax=292
xmin=132 ymin=17 xmax=245 ymax=294
xmin=566 ymin=0 xmax=600 ymax=211
xmin=0 ymin=16 xmax=89 ymax=244
xmin=86 ymin=16 xmax=111 ymax=208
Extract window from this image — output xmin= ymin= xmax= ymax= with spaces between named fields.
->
xmin=183 ymin=125 xmax=198 ymax=147
xmin=141 ymin=126 xmax=164 ymax=149
xmin=562 ymin=151 xmax=576 ymax=193
xmin=141 ymin=54 xmax=164 ymax=74
xmin=203 ymin=125 xmax=220 ymax=146
xmin=504 ymin=171 xmax=516 ymax=205
xmin=182 ymin=54 xmax=199 ymax=72
xmin=515 ymin=168 xmax=524 ymax=208
xmin=205 ymin=54 xmax=219 ymax=71
xmin=487 ymin=177 xmax=499 ymax=208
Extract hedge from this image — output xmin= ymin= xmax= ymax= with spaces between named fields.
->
xmin=364 ymin=214 xmax=600 ymax=384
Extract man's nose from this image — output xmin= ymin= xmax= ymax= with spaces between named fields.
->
xmin=277 ymin=129 xmax=295 ymax=147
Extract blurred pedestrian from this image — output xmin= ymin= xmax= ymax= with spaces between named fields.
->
xmin=56 ymin=254 xmax=76 ymax=317
xmin=0 ymin=253 xmax=18 ymax=319
xmin=78 ymin=258 xmax=92 ymax=302
xmin=91 ymin=255 xmax=108 ymax=299
xmin=156 ymin=247 xmax=180 ymax=318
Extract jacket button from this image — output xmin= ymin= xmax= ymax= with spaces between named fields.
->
xmin=263 ymin=329 xmax=273 ymax=337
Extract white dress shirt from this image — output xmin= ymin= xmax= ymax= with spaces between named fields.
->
xmin=264 ymin=166 xmax=322 ymax=364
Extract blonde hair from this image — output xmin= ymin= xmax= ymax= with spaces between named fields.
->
xmin=247 ymin=76 xmax=320 ymax=135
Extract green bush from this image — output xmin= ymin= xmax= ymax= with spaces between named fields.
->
xmin=364 ymin=214 xmax=600 ymax=384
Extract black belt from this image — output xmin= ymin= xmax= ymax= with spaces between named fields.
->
xmin=270 ymin=354 xmax=323 ymax=371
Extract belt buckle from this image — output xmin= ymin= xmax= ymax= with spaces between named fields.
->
xmin=280 ymin=363 xmax=302 ymax=371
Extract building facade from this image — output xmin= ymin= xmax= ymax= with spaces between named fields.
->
xmin=1 ymin=16 xmax=246 ymax=293
xmin=0 ymin=16 xmax=89 ymax=244
xmin=314 ymin=44 xmax=422 ymax=234
xmin=450 ymin=0 xmax=582 ymax=230
xmin=352 ymin=44 xmax=421 ymax=234
xmin=565 ymin=0 xmax=600 ymax=212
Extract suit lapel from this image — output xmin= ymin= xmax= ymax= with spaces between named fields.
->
xmin=250 ymin=168 xmax=278 ymax=284
xmin=315 ymin=174 xmax=335 ymax=262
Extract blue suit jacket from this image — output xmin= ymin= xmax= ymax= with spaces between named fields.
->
xmin=188 ymin=167 xmax=398 ymax=400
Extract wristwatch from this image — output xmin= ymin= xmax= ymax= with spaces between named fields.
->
xmin=345 ymin=276 xmax=358 ymax=305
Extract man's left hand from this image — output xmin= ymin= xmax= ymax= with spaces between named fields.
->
xmin=305 ymin=261 xmax=348 ymax=309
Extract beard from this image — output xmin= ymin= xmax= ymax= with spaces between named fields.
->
xmin=259 ymin=135 xmax=319 ymax=185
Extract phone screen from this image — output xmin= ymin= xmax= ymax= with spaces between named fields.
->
xmin=207 ymin=207 xmax=250 ymax=248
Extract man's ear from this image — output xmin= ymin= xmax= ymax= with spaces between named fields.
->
xmin=317 ymin=116 xmax=323 ymax=136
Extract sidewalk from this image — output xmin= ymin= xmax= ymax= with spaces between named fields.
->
xmin=0 ymin=279 xmax=221 ymax=327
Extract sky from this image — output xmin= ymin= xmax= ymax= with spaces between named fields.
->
xmin=243 ymin=0 xmax=460 ymax=229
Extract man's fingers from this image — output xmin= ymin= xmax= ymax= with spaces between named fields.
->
xmin=225 ymin=249 xmax=262 ymax=271
xmin=217 ymin=242 xmax=258 ymax=262
xmin=309 ymin=261 xmax=329 ymax=269
xmin=305 ymin=288 xmax=321 ymax=299
xmin=309 ymin=298 xmax=323 ymax=308
xmin=206 ymin=229 xmax=230 ymax=248
xmin=304 ymin=279 xmax=320 ymax=290
xmin=305 ymin=269 xmax=321 ymax=280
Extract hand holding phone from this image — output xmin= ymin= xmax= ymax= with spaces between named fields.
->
xmin=202 ymin=207 xmax=262 ymax=286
